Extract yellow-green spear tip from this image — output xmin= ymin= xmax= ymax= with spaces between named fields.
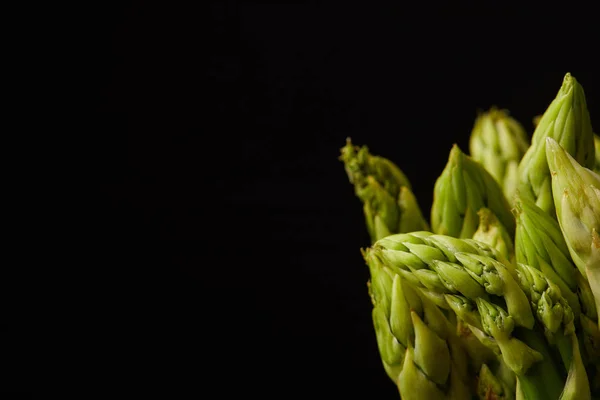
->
xmin=546 ymin=137 xmax=600 ymax=323
xmin=512 ymin=194 xmax=581 ymax=318
xmin=469 ymin=107 xmax=529 ymax=204
xmin=340 ymin=139 xmax=429 ymax=241
xmin=431 ymin=144 xmax=515 ymax=239
xmin=473 ymin=207 xmax=515 ymax=263
xmin=517 ymin=73 xmax=595 ymax=217
xmin=339 ymin=137 xmax=411 ymax=199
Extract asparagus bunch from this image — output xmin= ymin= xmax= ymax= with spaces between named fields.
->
xmin=339 ymin=138 xmax=429 ymax=243
xmin=371 ymin=232 xmax=589 ymax=399
xmin=339 ymin=72 xmax=599 ymax=400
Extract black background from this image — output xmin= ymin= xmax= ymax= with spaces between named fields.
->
xmin=92 ymin=2 xmax=598 ymax=397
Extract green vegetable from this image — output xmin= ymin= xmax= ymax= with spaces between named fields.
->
xmin=469 ymin=107 xmax=529 ymax=204
xmin=340 ymin=138 xmax=429 ymax=243
xmin=546 ymin=137 xmax=600 ymax=326
xmin=473 ymin=207 xmax=515 ymax=263
xmin=517 ymin=73 xmax=595 ymax=217
xmin=513 ymin=194 xmax=581 ymax=318
xmin=431 ymin=144 xmax=515 ymax=239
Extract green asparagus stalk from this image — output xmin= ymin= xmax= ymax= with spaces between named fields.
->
xmin=546 ymin=137 xmax=600 ymax=326
xmin=340 ymin=138 xmax=429 ymax=243
xmin=513 ymin=194 xmax=581 ymax=318
xmin=372 ymin=232 xmax=595 ymax=399
xmin=365 ymin=248 xmax=471 ymax=397
xmin=431 ymin=144 xmax=516 ymax=239
xmin=473 ymin=207 xmax=515 ymax=263
xmin=469 ymin=107 xmax=530 ymax=204
xmin=517 ymin=73 xmax=595 ymax=217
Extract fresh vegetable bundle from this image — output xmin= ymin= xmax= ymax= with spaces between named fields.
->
xmin=340 ymin=73 xmax=600 ymax=400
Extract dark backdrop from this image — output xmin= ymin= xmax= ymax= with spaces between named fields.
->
xmin=94 ymin=2 xmax=597 ymax=397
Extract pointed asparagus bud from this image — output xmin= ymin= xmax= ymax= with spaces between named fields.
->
xmin=515 ymin=263 xmax=575 ymax=337
xmin=340 ymin=137 xmax=411 ymax=197
xmin=473 ymin=207 xmax=515 ymax=262
xmin=340 ymin=138 xmax=429 ymax=242
xmin=546 ymin=137 xmax=600 ymax=324
xmin=513 ymin=194 xmax=581 ymax=317
xmin=366 ymin=251 xmax=407 ymax=380
xmin=469 ymin=107 xmax=530 ymax=203
xmin=518 ymin=73 xmax=595 ymax=216
xmin=476 ymin=298 xmax=543 ymax=375
xmin=411 ymin=311 xmax=451 ymax=385
xmin=431 ymin=144 xmax=515 ymax=239
xmin=445 ymin=294 xmax=484 ymax=330
xmin=372 ymin=305 xmax=405 ymax=380
xmin=456 ymin=253 xmax=534 ymax=329
xmin=430 ymin=259 xmax=489 ymax=299
xmin=477 ymin=363 xmax=515 ymax=400
xmin=397 ymin=346 xmax=446 ymax=399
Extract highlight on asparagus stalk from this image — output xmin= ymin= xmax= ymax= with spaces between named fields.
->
xmin=431 ymin=144 xmax=516 ymax=239
xmin=340 ymin=138 xmax=429 ymax=243
xmin=469 ymin=107 xmax=530 ymax=204
xmin=512 ymin=194 xmax=581 ymax=318
xmin=517 ymin=73 xmax=595 ymax=217
xmin=473 ymin=207 xmax=515 ymax=263
xmin=546 ymin=137 xmax=600 ymax=325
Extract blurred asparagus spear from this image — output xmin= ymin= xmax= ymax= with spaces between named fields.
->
xmin=473 ymin=207 xmax=515 ymax=263
xmin=340 ymin=138 xmax=429 ymax=243
xmin=469 ymin=107 xmax=530 ymax=204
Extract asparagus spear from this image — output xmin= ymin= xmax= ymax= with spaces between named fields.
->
xmin=546 ymin=137 xmax=600 ymax=326
xmin=431 ymin=144 xmax=516 ymax=239
xmin=473 ymin=207 xmax=515 ymax=263
xmin=469 ymin=107 xmax=530 ymax=204
xmin=517 ymin=73 xmax=595 ymax=217
xmin=372 ymin=232 xmax=592 ymax=399
xmin=340 ymin=138 xmax=429 ymax=242
xmin=365 ymin=249 xmax=471 ymax=398
xmin=513 ymin=194 xmax=581 ymax=318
